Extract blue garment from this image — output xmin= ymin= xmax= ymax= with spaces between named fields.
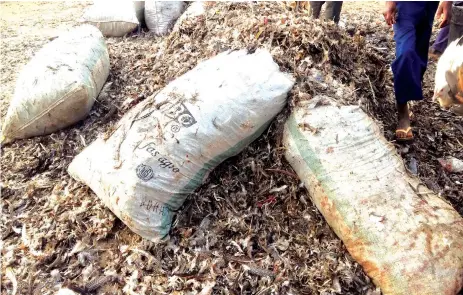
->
xmin=431 ymin=25 xmax=450 ymax=53
xmin=430 ymin=2 xmax=463 ymax=53
xmin=392 ymin=1 xmax=439 ymax=104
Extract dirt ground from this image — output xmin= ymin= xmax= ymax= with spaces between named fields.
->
xmin=1 ymin=2 xmax=462 ymax=295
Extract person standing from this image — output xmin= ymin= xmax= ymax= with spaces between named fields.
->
xmin=383 ymin=1 xmax=452 ymax=142
xmin=429 ymin=26 xmax=450 ymax=57
xmin=430 ymin=2 xmax=463 ymax=58
xmin=310 ymin=1 xmax=343 ymax=24
xmin=449 ymin=2 xmax=463 ymax=43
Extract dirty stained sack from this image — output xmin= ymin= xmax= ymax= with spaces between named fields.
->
xmin=284 ymin=96 xmax=463 ymax=295
xmin=145 ymin=1 xmax=185 ymax=35
xmin=82 ymin=1 xmax=139 ymax=37
xmin=68 ymin=49 xmax=294 ymax=241
xmin=1 ymin=25 xmax=109 ymax=144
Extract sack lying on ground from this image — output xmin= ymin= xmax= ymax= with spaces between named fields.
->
xmin=68 ymin=49 xmax=294 ymax=241
xmin=1 ymin=25 xmax=109 ymax=144
xmin=82 ymin=1 xmax=139 ymax=37
xmin=283 ymin=96 xmax=463 ymax=295
xmin=145 ymin=1 xmax=185 ymax=35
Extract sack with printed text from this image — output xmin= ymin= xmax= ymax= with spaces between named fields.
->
xmin=68 ymin=49 xmax=294 ymax=241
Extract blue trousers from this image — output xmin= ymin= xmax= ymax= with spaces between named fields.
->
xmin=392 ymin=2 xmax=439 ymax=104
xmin=431 ymin=25 xmax=450 ymax=53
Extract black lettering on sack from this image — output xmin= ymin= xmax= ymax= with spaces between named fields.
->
xmin=158 ymin=158 xmax=180 ymax=173
xmin=177 ymin=113 xmax=196 ymax=127
xmin=133 ymin=101 xmax=197 ymax=132
xmin=140 ymin=199 xmax=169 ymax=216
xmin=136 ymin=164 xmax=154 ymax=181
xmin=164 ymin=103 xmax=186 ymax=120
xmin=133 ymin=106 xmax=156 ymax=122
xmin=146 ymin=145 xmax=159 ymax=157
xmin=158 ymin=157 xmax=174 ymax=169
xmin=162 ymin=102 xmax=197 ymax=128
xmin=138 ymin=142 xmax=160 ymax=157
xmin=170 ymin=124 xmax=181 ymax=133
xmin=137 ymin=142 xmax=180 ymax=174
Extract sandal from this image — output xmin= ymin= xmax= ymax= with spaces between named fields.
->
xmin=396 ymin=127 xmax=414 ymax=142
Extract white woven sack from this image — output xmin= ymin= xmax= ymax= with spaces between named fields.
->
xmin=1 ymin=25 xmax=109 ymax=144
xmin=283 ymin=96 xmax=463 ymax=295
xmin=145 ymin=1 xmax=185 ymax=36
xmin=82 ymin=1 xmax=139 ymax=37
xmin=68 ymin=49 xmax=294 ymax=241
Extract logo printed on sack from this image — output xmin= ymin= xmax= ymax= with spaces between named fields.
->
xmin=163 ymin=102 xmax=197 ymax=128
xmin=136 ymin=164 xmax=154 ymax=181
xmin=170 ymin=124 xmax=181 ymax=133
xmin=133 ymin=101 xmax=197 ymax=130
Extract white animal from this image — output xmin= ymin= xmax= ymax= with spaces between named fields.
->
xmin=433 ymin=36 xmax=463 ymax=110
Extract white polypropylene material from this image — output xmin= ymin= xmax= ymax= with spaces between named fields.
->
xmin=1 ymin=25 xmax=109 ymax=144
xmin=283 ymin=97 xmax=463 ymax=295
xmin=82 ymin=1 xmax=139 ymax=37
xmin=172 ymin=1 xmax=206 ymax=32
xmin=145 ymin=1 xmax=185 ymax=35
xmin=68 ymin=49 xmax=294 ymax=241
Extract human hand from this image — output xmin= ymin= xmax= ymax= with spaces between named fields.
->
xmin=383 ymin=1 xmax=397 ymax=26
xmin=436 ymin=1 xmax=452 ymax=28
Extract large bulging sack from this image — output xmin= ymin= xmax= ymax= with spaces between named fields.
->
xmin=68 ymin=49 xmax=294 ymax=241
xmin=145 ymin=1 xmax=185 ymax=35
xmin=284 ymin=97 xmax=463 ymax=295
xmin=82 ymin=1 xmax=139 ymax=37
xmin=1 ymin=25 xmax=109 ymax=144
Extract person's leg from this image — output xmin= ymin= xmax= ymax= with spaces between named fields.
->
xmin=415 ymin=2 xmax=439 ymax=79
xmin=391 ymin=2 xmax=425 ymax=139
xmin=449 ymin=2 xmax=463 ymax=44
xmin=324 ymin=1 xmax=343 ymax=24
xmin=430 ymin=25 xmax=450 ymax=54
xmin=310 ymin=1 xmax=324 ymax=19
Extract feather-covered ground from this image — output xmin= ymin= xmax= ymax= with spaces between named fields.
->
xmin=1 ymin=2 xmax=462 ymax=295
